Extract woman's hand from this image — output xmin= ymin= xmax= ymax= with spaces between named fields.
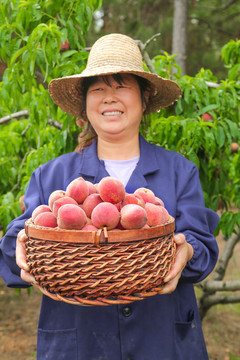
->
xmin=16 ymin=229 xmax=36 ymax=284
xmin=159 ymin=233 xmax=194 ymax=294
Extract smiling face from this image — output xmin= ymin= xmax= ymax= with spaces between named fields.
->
xmin=85 ymin=74 xmax=146 ymax=142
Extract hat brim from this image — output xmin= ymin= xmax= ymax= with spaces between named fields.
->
xmin=48 ymin=69 xmax=182 ymax=117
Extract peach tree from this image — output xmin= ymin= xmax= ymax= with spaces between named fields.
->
xmin=144 ymin=40 xmax=240 ymax=239
xmin=0 ymin=0 xmax=102 ymax=230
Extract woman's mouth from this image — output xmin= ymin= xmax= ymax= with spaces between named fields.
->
xmin=102 ymin=111 xmax=123 ymax=116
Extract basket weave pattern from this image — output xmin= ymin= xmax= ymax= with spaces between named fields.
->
xmin=25 ymin=218 xmax=176 ymax=306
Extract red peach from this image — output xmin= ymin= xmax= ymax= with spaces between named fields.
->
xmin=145 ymin=203 xmax=170 ymax=226
xmin=57 ymin=204 xmax=87 ymax=230
xmin=34 ymin=212 xmax=57 ymax=228
xmin=98 ymin=177 xmax=125 ymax=204
xmin=60 ymin=40 xmax=70 ymax=51
xmin=134 ymin=187 xmax=155 ymax=204
xmin=32 ymin=204 xmax=52 ymax=221
xmin=154 ymin=196 xmax=165 ymax=207
xmin=91 ymin=202 xmax=120 ymax=230
xmin=115 ymin=201 xmax=122 ymax=211
xmin=66 ymin=177 xmax=89 ymax=204
xmin=48 ymin=190 xmax=66 ymax=211
xmin=141 ymin=223 xmax=150 ymax=229
xmin=231 ymin=142 xmax=239 ymax=152
xmin=52 ymin=196 xmax=78 ymax=217
xmin=86 ymin=181 xmax=97 ymax=195
xmin=94 ymin=183 xmax=99 ymax=193
xmin=202 ymin=112 xmax=214 ymax=122
xmin=19 ymin=195 xmax=25 ymax=213
xmin=81 ymin=193 xmax=103 ymax=218
xmin=122 ymin=193 xmax=145 ymax=208
xmin=81 ymin=224 xmax=98 ymax=231
xmin=120 ymin=204 xmax=148 ymax=230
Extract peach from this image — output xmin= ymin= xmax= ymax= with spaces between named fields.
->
xmin=231 ymin=142 xmax=239 ymax=152
xmin=81 ymin=193 xmax=103 ymax=218
xmin=48 ymin=190 xmax=66 ymax=211
xmin=86 ymin=180 xmax=97 ymax=195
xmin=19 ymin=195 xmax=25 ymax=213
xmin=57 ymin=204 xmax=87 ymax=230
xmin=145 ymin=203 xmax=170 ymax=227
xmin=154 ymin=196 xmax=165 ymax=207
xmin=34 ymin=212 xmax=57 ymax=228
xmin=52 ymin=196 xmax=78 ymax=217
xmin=86 ymin=217 xmax=93 ymax=225
xmin=91 ymin=202 xmax=120 ymax=230
xmin=32 ymin=204 xmax=52 ymax=221
xmin=66 ymin=177 xmax=89 ymax=204
xmin=115 ymin=201 xmax=122 ymax=212
xmin=94 ymin=183 xmax=99 ymax=193
xmin=122 ymin=193 xmax=145 ymax=208
xmin=120 ymin=204 xmax=148 ymax=230
xmin=82 ymin=224 xmax=98 ymax=231
xmin=134 ymin=187 xmax=155 ymax=204
xmin=98 ymin=176 xmax=125 ymax=204
xmin=202 ymin=112 xmax=214 ymax=122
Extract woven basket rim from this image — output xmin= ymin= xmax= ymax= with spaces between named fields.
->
xmin=25 ymin=216 xmax=175 ymax=244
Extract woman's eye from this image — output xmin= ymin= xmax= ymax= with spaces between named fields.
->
xmin=92 ymin=87 xmax=103 ymax=92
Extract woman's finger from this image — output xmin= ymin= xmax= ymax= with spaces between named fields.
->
xmin=159 ymin=275 xmax=180 ymax=294
xmin=16 ymin=230 xmax=29 ymax=272
xmin=20 ymin=269 xmax=36 ymax=285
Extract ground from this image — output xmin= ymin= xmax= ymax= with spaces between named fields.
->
xmin=0 ymin=233 xmax=239 ymax=360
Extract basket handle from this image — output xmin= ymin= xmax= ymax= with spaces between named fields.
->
xmin=92 ymin=227 xmax=109 ymax=247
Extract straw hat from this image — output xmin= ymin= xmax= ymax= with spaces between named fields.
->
xmin=48 ymin=33 xmax=182 ymax=116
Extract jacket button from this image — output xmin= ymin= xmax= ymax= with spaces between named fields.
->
xmin=122 ymin=306 xmax=132 ymax=317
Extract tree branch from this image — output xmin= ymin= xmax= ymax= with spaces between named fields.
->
xmin=199 ymin=280 xmax=240 ymax=292
xmin=0 ymin=110 xmax=63 ymax=130
xmin=198 ymin=231 xmax=240 ymax=319
xmin=200 ymin=292 xmax=240 ymax=312
xmin=135 ymin=34 xmax=162 ymax=74
xmin=205 ymin=81 xmax=220 ymax=88
xmin=213 ymin=231 xmax=240 ymax=281
xmin=143 ymin=33 xmax=161 ymax=51
xmin=0 ymin=110 xmax=29 ymax=124
xmin=47 ymin=119 xmax=63 ymax=130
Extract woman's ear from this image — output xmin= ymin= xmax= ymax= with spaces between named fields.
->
xmin=142 ymin=90 xmax=150 ymax=113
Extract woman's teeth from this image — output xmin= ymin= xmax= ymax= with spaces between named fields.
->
xmin=103 ymin=111 xmax=122 ymax=116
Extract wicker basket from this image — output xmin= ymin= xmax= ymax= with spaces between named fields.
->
xmin=25 ymin=216 xmax=176 ymax=306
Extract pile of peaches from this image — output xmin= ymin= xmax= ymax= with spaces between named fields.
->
xmin=31 ymin=176 xmax=170 ymax=231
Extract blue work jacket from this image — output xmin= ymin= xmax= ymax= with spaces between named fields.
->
xmin=0 ymin=135 xmax=219 ymax=360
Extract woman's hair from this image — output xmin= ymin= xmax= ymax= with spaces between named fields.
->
xmin=75 ymin=74 xmax=150 ymax=152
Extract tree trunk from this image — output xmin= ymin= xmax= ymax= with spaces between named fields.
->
xmin=172 ymin=0 xmax=188 ymax=75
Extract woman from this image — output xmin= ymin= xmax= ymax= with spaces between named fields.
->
xmin=0 ymin=33 xmax=219 ymax=359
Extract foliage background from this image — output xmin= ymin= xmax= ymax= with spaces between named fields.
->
xmin=88 ymin=0 xmax=240 ymax=79
xmin=0 ymin=0 xmax=239 ymax=241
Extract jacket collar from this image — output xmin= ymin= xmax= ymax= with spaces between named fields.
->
xmin=79 ymin=134 xmax=160 ymax=188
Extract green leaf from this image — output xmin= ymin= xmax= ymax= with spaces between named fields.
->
xmin=215 ymin=126 xmax=226 ymax=148
xmin=187 ymin=151 xmax=200 ymax=168
xmin=197 ymin=104 xmax=218 ymax=116
xmin=225 ymin=119 xmax=239 ymax=139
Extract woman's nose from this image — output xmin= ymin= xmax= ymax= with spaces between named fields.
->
xmin=103 ymin=87 xmax=117 ymax=103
